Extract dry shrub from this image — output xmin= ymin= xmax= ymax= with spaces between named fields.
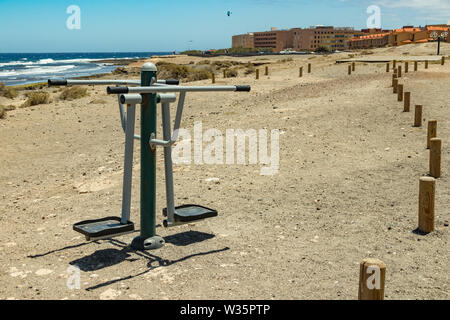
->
xmin=225 ymin=69 xmax=238 ymax=78
xmin=0 ymin=83 xmax=18 ymax=99
xmin=156 ymin=62 xmax=212 ymax=82
xmin=211 ymin=60 xmax=242 ymax=69
xmin=21 ymin=92 xmax=50 ymax=108
xmin=60 ymin=86 xmax=89 ymax=100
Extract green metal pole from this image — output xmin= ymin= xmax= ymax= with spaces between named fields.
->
xmin=132 ymin=63 xmax=164 ymax=250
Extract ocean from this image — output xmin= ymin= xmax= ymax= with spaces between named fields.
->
xmin=0 ymin=52 xmax=173 ymax=86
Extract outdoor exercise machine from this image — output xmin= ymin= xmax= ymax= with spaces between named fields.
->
xmin=48 ymin=63 xmax=250 ymax=250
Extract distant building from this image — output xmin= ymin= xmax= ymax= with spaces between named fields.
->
xmin=348 ymin=25 xmax=450 ymax=49
xmin=348 ymin=32 xmax=390 ymax=49
xmin=232 ymin=33 xmax=254 ymax=49
xmin=232 ymin=23 xmax=450 ymax=52
xmin=252 ymin=29 xmax=293 ymax=52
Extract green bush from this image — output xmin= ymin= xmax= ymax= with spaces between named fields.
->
xmin=21 ymin=92 xmax=50 ymax=108
xmin=60 ymin=86 xmax=89 ymax=100
xmin=0 ymin=83 xmax=18 ymax=99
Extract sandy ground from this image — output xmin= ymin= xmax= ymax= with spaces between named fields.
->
xmin=0 ymin=42 xmax=449 ymax=300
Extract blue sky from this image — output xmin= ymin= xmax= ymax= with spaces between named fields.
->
xmin=0 ymin=0 xmax=449 ymax=52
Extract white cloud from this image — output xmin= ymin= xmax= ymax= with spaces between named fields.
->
xmin=375 ymin=0 xmax=450 ymax=22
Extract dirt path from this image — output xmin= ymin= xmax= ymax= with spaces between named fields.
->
xmin=1 ymin=43 xmax=449 ymax=300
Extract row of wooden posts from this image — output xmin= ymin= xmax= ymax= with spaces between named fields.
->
xmin=358 ymin=57 xmax=446 ymax=300
xmin=391 ymin=61 xmax=443 ymax=233
xmin=213 ymin=55 xmax=445 ymax=299
xmin=212 ymin=63 xmax=314 ymax=83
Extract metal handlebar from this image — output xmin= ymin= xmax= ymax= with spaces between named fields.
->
xmin=48 ymin=78 xmax=179 ymax=86
xmin=107 ymin=85 xmax=251 ymax=94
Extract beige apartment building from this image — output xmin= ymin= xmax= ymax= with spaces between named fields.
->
xmin=233 ymin=26 xmax=362 ymax=52
xmin=252 ymin=29 xmax=293 ymax=52
xmin=231 ymin=33 xmax=254 ymax=49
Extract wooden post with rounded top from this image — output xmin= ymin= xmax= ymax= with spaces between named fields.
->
xmin=352 ymin=62 xmax=355 ymax=71
xmin=441 ymin=56 xmax=445 ymax=66
xmin=308 ymin=63 xmax=311 ymax=73
xmin=405 ymin=62 xmax=409 ymax=73
xmin=386 ymin=63 xmax=390 ymax=72
xmin=265 ymin=65 xmax=268 ymax=76
xmin=429 ymin=138 xmax=442 ymax=178
xmin=255 ymin=69 xmax=259 ymax=80
xmin=393 ymin=79 xmax=398 ymax=93
xmin=299 ymin=66 xmax=303 ymax=77
xmin=223 ymin=69 xmax=227 ymax=78
xmin=358 ymin=258 xmax=386 ymax=300
xmin=418 ymin=177 xmax=435 ymax=233
xmin=404 ymin=92 xmax=410 ymax=112
xmin=425 ymin=60 xmax=429 ymax=69
xmin=414 ymin=61 xmax=418 ymax=71
xmin=398 ymin=65 xmax=402 ymax=77
xmin=348 ymin=65 xmax=352 ymax=75
xmin=414 ymin=105 xmax=422 ymax=127
xmin=397 ymin=84 xmax=403 ymax=102
xmin=211 ymin=72 xmax=215 ymax=84
xmin=427 ymin=120 xmax=437 ymax=149
xmin=393 ymin=60 xmax=397 ymax=69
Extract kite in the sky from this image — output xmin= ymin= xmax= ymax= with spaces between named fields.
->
xmin=227 ymin=11 xmax=232 ymax=17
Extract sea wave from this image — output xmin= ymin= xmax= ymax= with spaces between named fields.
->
xmin=0 ymin=65 xmax=76 ymax=76
xmin=0 ymin=56 xmax=142 ymax=68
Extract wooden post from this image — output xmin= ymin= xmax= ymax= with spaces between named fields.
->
xmin=398 ymin=65 xmax=402 ymax=78
xmin=386 ymin=62 xmax=390 ymax=72
xmin=427 ymin=120 xmax=437 ymax=149
xmin=358 ymin=258 xmax=386 ymax=300
xmin=352 ymin=62 xmax=355 ymax=71
xmin=397 ymin=84 xmax=403 ymax=101
xmin=425 ymin=60 xmax=429 ymax=69
xmin=404 ymin=92 xmax=410 ymax=112
xmin=414 ymin=105 xmax=422 ymax=127
xmin=393 ymin=60 xmax=397 ymax=69
xmin=393 ymin=79 xmax=398 ymax=93
xmin=441 ymin=56 xmax=445 ymax=65
xmin=392 ymin=73 xmax=397 ymax=87
xmin=223 ymin=69 xmax=226 ymax=78
xmin=299 ymin=66 xmax=303 ymax=78
xmin=211 ymin=72 xmax=215 ymax=84
xmin=418 ymin=177 xmax=435 ymax=233
xmin=414 ymin=61 xmax=418 ymax=71
xmin=308 ymin=63 xmax=311 ymax=73
xmin=265 ymin=65 xmax=268 ymax=76
xmin=348 ymin=65 xmax=352 ymax=75
xmin=255 ymin=69 xmax=259 ymax=80
xmin=405 ymin=62 xmax=409 ymax=73
xmin=429 ymin=138 xmax=442 ymax=178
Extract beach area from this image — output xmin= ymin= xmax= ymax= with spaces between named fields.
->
xmin=0 ymin=42 xmax=449 ymax=300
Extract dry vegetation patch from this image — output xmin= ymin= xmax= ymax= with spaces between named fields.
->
xmin=21 ymin=92 xmax=50 ymax=108
xmin=0 ymin=83 xmax=18 ymax=99
xmin=60 ymin=86 xmax=89 ymax=101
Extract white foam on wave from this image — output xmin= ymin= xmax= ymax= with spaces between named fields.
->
xmin=0 ymin=65 xmax=76 ymax=76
